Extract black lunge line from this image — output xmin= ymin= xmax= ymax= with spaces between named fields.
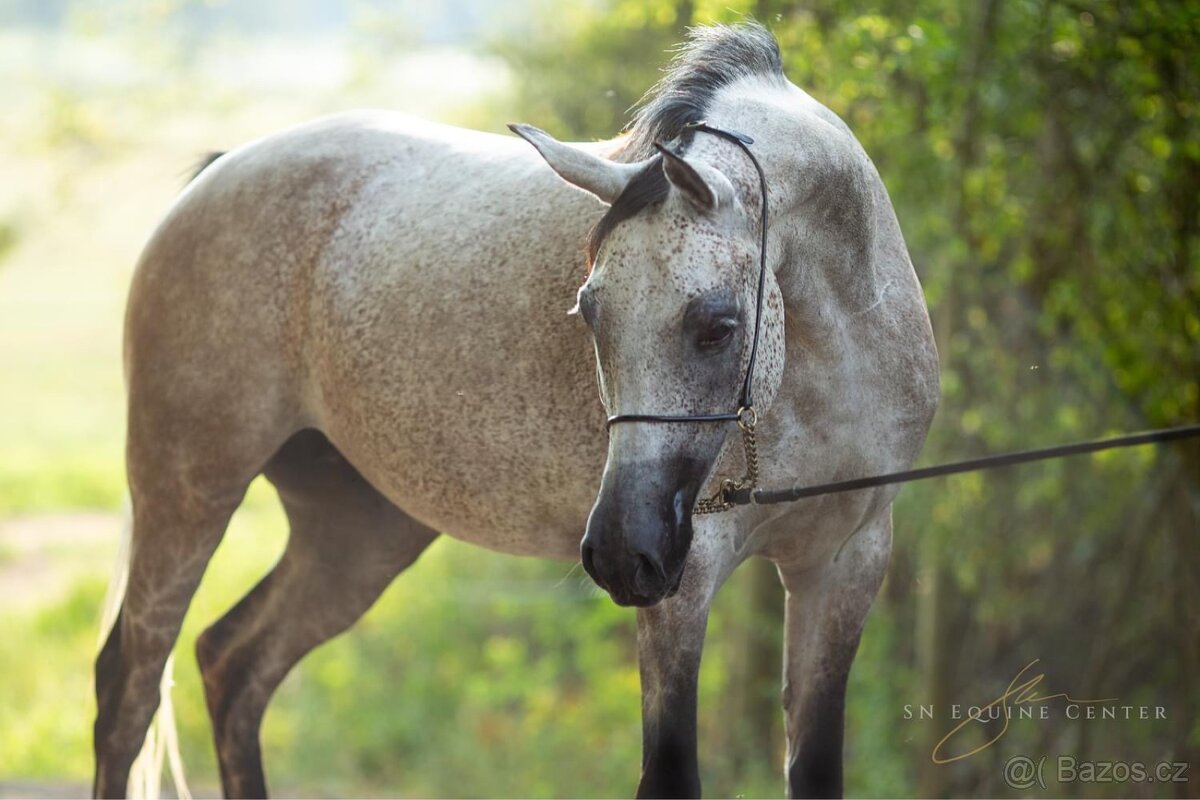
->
xmin=729 ymin=424 xmax=1200 ymax=506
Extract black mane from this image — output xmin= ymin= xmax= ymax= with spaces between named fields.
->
xmin=586 ymin=22 xmax=784 ymax=266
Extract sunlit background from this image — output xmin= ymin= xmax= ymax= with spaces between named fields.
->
xmin=1 ymin=0 xmax=1196 ymax=797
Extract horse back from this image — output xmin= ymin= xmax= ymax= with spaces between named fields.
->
xmin=124 ymin=112 xmax=608 ymax=552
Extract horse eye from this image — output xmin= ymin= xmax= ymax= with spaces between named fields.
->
xmin=697 ymin=320 xmax=736 ymax=349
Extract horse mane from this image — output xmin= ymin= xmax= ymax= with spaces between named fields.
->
xmin=586 ymin=22 xmax=785 ymax=266
xmin=187 ymin=151 xmax=226 ymax=184
xmin=617 ymin=21 xmax=785 ymax=162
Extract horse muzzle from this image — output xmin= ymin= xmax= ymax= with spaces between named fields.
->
xmin=580 ymin=459 xmax=701 ymax=607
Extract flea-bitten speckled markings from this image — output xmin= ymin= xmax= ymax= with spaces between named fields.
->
xmin=97 ymin=22 xmax=938 ymax=799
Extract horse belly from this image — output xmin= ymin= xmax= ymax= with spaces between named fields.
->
xmin=319 ymin=362 xmax=607 ymax=560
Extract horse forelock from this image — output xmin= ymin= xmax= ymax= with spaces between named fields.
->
xmin=586 ymin=21 xmax=785 ymax=271
xmin=584 ymin=157 xmax=669 ymax=268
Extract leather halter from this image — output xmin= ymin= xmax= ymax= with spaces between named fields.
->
xmin=603 ymin=122 xmax=770 ymax=513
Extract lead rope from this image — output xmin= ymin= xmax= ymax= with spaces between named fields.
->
xmin=726 ymin=423 xmax=1200 ymax=507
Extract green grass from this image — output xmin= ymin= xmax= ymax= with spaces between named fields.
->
xmin=0 ymin=476 xmax=792 ymax=797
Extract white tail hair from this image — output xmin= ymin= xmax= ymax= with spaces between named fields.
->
xmin=97 ymin=501 xmax=192 ymax=800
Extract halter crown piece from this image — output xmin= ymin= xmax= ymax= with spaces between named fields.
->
xmin=604 ymin=122 xmax=771 ymax=514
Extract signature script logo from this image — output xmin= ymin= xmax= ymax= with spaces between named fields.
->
xmin=932 ymin=659 xmax=1116 ymax=764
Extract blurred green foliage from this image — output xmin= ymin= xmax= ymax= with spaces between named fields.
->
xmin=1 ymin=0 xmax=1197 ymax=797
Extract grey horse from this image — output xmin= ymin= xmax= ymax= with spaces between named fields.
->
xmin=93 ymin=22 xmax=938 ymax=799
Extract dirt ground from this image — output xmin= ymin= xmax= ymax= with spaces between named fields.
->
xmin=0 ymin=780 xmax=89 ymax=798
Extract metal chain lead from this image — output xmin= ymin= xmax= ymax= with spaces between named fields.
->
xmin=694 ymin=408 xmax=759 ymax=514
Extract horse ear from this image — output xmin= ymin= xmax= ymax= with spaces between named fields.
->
xmin=509 ymin=123 xmax=642 ymax=205
xmin=654 ymin=142 xmax=735 ymax=213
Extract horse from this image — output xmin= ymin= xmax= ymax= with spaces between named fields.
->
xmin=93 ymin=21 xmax=938 ymax=799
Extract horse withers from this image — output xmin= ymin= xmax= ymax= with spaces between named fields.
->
xmin=94 ymin=22 xmax=938 ymax=799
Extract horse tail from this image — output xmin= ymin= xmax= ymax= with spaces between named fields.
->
xmin=96 ymin=500 xmax=192 ymax=800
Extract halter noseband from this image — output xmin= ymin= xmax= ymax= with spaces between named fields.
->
xmin=604 ymin=122 xmax=770 ymax=514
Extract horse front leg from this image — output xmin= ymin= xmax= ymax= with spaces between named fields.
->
xmin=778 ymin=511 xmax=892 ymax=799
xmin=634 ymin=545 xmax=730 ymax=800
xmin=635 ymin=597 xmax=708 ymax=798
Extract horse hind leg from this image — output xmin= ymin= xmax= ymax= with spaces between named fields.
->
xmin=93 ymin=425 xmax=275 ymax=797
xmin=196 ymin=429 xmax=438 ymax=799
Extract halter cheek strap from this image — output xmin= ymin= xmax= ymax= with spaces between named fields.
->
xmin=604 ymin=122 xmax=771 ymax=513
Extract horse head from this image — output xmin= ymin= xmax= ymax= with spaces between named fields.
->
xmin=513 ymin=123 xmax=786 ymax=606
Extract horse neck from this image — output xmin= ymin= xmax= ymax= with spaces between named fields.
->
xmin=706 ymin=82 xmax=885 ymax=320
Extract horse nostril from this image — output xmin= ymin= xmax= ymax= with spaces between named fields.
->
xmin=633 ymin=550 xmax=666 ymax=584
xmin=581 ymin=542 xmax=599 ymax=579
